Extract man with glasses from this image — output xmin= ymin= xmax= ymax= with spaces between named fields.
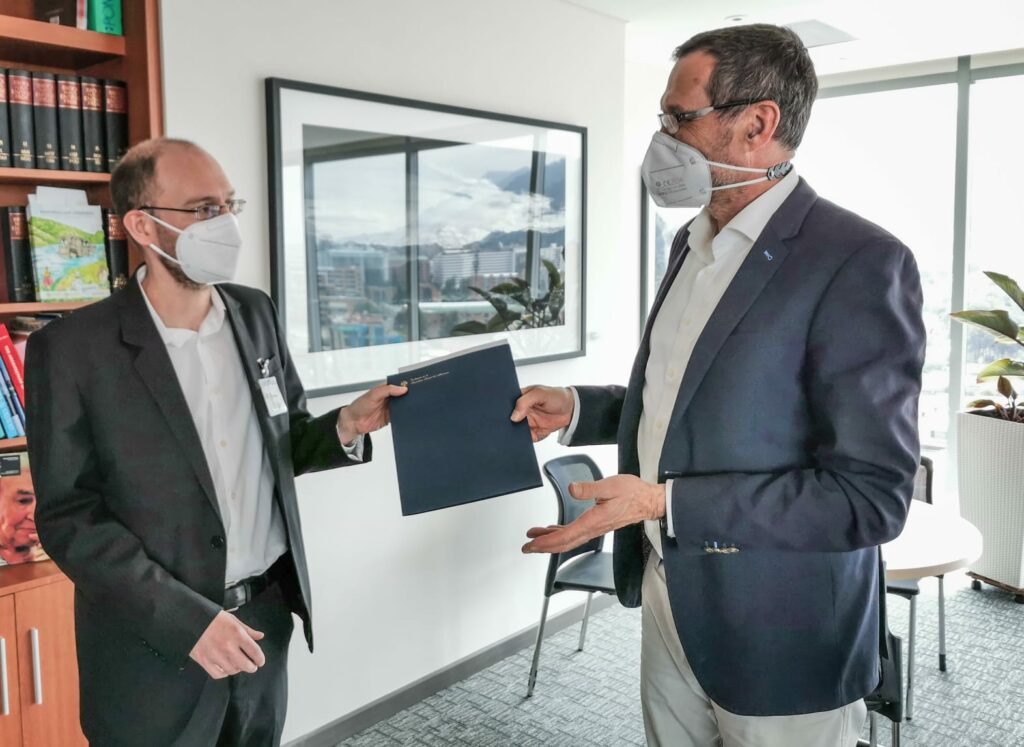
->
xmin=514 ymin=24 xmax=925 ymax=746
xmin=25 ymin=137 xmax=406 ymax=745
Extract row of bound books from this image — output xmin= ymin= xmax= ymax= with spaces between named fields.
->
xmin=0 ymin=191 xmax=128 ymax=303
xmin=34 ymin=0 xmax=122 ymax=35
xmin=0 ymin=70 xmax=127 ymax=173
xmin=0 ymin=323 xmax=27 ymax=441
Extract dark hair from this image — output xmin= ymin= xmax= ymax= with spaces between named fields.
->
xmin=673 ymin=24 xmax=817 ymax=150
xmin=110 ymin=137 xmax=201 ymax=218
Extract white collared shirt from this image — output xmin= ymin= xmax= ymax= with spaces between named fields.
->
xmin=563 ymin=170 xmax=799 ymax=556
xmin=137 ymin=266 xmax=286 ymax=585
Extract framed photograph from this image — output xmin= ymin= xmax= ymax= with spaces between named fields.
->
xmin=266 ymin=78 xmax=586 ymax=396
xmin=639 ymin=179 xmax=697 ymax=331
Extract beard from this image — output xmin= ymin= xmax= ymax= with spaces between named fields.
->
xmin=152 ymin=225 xmax=204 ymax=291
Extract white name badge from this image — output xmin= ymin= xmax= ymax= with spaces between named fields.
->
xmin=258 ymin=377 xmax=288 ymax=417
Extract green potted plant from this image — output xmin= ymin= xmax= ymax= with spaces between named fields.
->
xmin=450 ymin=260 xmax=565 ymax=336
xmin=950 ymin=271 xmax=1024 ymax=602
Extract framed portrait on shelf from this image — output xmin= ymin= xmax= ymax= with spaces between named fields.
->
xmin=639 ymin=179 xmax=698 ymax=331
xmin=266 ymin=78 xmax=587 ymax=396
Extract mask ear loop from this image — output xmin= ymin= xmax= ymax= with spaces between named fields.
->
xmin=706 ymin=160 xmax=793 ymax=191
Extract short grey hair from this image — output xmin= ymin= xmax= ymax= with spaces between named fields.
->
xmin=673 ymin=24 xmax=817 ymax=151
xmin=110 ymin=137 xmax=202 ymax=218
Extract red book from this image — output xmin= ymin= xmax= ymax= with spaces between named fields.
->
xmin=0 ymin=325 xmax=25 ymax=407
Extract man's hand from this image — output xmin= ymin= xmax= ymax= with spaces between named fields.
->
xmin=510 ymin=385 xmax=575 ymax=442
xmin=189 ymin=610 xmax=266 ymax=679
xmin=522 ymin=475 xmax=666 ymax=554
xmin=337 ymin=383 xmax=408 ymax=444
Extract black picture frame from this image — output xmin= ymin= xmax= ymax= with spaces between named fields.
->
xmin=266 ymin=77 xmax=587 ymax=396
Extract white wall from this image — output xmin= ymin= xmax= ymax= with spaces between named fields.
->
xmin=160 ymin=1 xmax=629 ymax=741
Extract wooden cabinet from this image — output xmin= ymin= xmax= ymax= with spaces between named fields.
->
xmin=0 ymin=562 xmax=85 ymax=746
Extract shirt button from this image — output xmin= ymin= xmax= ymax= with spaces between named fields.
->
xmin=656 ymin=419 xmax=666 ymax=431
xmin=220 ymin=439 xmax=227 ymax=448
xmin=666 ymin=368 xmax=679 ymax=381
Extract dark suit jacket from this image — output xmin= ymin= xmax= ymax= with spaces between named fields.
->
xmin=24 ymin=276 xmax=369 ymax=745
xmin=570 ymin=178 xmax=925 ymax=716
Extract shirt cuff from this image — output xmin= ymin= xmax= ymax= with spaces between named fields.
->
xmin=665 ymin=479 xmax=676 ymax=538
xmin=336 ymin=411 xmax=365 ymax=462
xmin=557 ymin=387 xmax=582 ymax=446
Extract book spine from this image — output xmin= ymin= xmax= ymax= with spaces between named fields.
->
xmin=0 ymin=69 xmax=11 ymax=167
xmin=87 ymin=0 xmax=122 ymax=35
xmin=7 ymin=70 xmax=35 ymax=169
xmin=81 ymin=77 xmax=106 ymax=173
xmin=1 ymin=207 xmax=35 ymax=303
xmin=77 ymin=0 xmax=88 ymax=29
xmin=103 ymin=209 xmax=129 ymax=290
xmin=57 ymin=75 xmax=84 ymax=172
xmin=103 ymin=80 xmax=127 ymax=172
xmin=31 ymin=72 xmax=60 ymax=171
xmin=0 ymin=325 xmax=26 ymax=407
xmin=0 ymin=384 xmax=17 ymax=438
xmin=0 ymin=360 xmax=25 ymax=435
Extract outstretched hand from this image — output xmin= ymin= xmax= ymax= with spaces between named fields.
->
xmin=510 ymin=385 xmax=575 ymax=442
xmin=522 ymin=475 xmax=666 ymax=554
xmin=337 ymin=383 xmax=408 ymax=444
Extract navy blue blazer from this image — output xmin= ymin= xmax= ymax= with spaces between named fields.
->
xmin=570 ymin=178 xmax=925 ymax=716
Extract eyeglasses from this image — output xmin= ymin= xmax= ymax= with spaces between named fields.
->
xmin=657 ymin=99 xmax=762 ymax=134
xmin=139 ymin=199 xmax=246 ymax=222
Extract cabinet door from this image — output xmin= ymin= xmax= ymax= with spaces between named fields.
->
xmin=15 ymin=580 xmax=87 ymax=747
xmin=0 ymin=595 xmax=23 ymax=746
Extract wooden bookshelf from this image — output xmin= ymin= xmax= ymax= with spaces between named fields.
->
xmin=0 ymin=13 xmax=126 ymax=68
xmin=0 ymin=435 xmax=26 ymax=452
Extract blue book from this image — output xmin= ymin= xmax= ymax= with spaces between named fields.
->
xmin=0 ymin=376 xmax=18 ymax=439
xmin=386 ymin=341 xmax=541 ymax=516
xmin=0 ymin=360 xmax=25 ymax=433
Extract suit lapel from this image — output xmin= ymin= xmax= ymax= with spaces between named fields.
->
xmin=665 ymin=178 xmax=818 ymax=431
xmin=218 ymin=288 xmax=287 ymax=490
xmin=119 ymin=278 xmax=221 ymax=522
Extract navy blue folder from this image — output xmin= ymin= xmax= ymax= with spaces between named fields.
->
xmin=386 ymin=341 xmax=542 ymax=516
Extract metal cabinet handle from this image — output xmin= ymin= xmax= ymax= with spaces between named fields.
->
xmin=30 ymin=628 xmax=43 ymax=705
xmin=0 ymin=637 xmax=9 ymax=716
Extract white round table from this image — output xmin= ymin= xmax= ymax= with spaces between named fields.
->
xmin=882 ymin=500 xmax=983 ymax=581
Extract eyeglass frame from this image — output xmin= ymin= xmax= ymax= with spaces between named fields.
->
xmin=657 ymin=99 xmax=766 ymax=134
xmin=138 ymin=199 xmax=247 ymax=222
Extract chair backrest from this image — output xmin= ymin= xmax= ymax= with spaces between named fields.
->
xmin=865 ymin=547 xmax=904 ymax=724
xmin=540 ymin=455 xmax=605 ymax=595
xmin=912 ymin=456 xmax=934 ymax=505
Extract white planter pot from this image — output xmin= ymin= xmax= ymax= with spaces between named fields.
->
xmin=956 ymin=411 xmax=1024 ymax=588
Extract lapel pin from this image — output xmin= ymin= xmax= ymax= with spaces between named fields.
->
xmin=763 ymin=250 xmax=774 ymax=261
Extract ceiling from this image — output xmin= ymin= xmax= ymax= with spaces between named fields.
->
xmin=562 ymin=0 xmax=1024 ymax=75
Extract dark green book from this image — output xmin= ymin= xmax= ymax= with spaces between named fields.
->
xmin=0 ymin=70 xmax=11 ymax=167
xmin=7 ymin=70 xmax=34 ymax=169
xmin=31 ymin=72 xmax=60 ymax=170
xmin=81 ymin=77 xmax=106 ymax=173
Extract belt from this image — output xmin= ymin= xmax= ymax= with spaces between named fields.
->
xmin=223 ymin=554 xmax=288 ymax=611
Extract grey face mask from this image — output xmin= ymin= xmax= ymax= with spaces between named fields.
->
xmin=641 ymin=131 xmax=792 ymax=208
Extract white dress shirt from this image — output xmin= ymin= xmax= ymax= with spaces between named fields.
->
xmin=138 ymin=266 xmax=287 ymax=584
xmin=563 ymin=170 xmax=799 ymax=557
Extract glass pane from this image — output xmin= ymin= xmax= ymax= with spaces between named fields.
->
xmin=416 ymin=143 xmax=567 ymax=340
xmin=307 ymin=138 xmax=410 ymax=353
xmin=799 ymin=84 xmax=958 ymax=447
xmin=642 ymin=188 xmax=697 ymax=321
xmin=964 ymin=74 xmax=1024 ymax=409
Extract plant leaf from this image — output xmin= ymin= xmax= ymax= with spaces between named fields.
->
xmin=985 ymin=271 xmax=1024 ymax=315
xmin=998 ymin=376 xmax=1017 ymax=399
xmin=967 ymin=399 xmax=1001 ymax=409
xmin=950 ymin=310 xmax=1021 ymax=343
xmin=451 ymin=321 xmax=487 ymax=336
xmin=542 ymin=259 xmax=562 ymax=291
xmin=976 ymin=358 xmax=1024 ymax=381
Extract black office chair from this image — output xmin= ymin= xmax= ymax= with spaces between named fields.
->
xmin=861 ymin=548 xmax=905 ymax=747
xmin=526 ymin=455 xmax=616 ymax=698
xmin=885 ymin=456 xmax=940 ymax=721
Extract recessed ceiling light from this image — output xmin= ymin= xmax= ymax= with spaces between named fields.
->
xmin=724 ymin=14 xmax=747 ymax=23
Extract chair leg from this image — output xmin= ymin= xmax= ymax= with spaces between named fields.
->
xmin=527 ymin=596 xmax=551 ymax=698
xmin=578 ymin=592 xmax=594 ymax=651
xmin=906 ymin=596 xmax=917 ymax=721
xmin=938 ymin=575 xmax=947 ymax=672
xmin=868 ymin=712 xmax=877 ymax=747
xmin=891 ymin=720 xmax=901 ymax=747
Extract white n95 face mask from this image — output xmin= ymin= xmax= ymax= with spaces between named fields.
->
xmin=142 ymin=211 xmax=243 ymax=285
xmin=641 ymin=131 xmax=793 ymax=208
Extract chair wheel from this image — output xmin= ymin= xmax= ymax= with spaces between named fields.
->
xmin=1015 ymin=594 xmax=1024 ymax=604
xmin=971 ymin=579 xmax=982 ymax=591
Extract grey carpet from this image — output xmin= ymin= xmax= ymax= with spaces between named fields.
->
xmin=337 ymin=575 xmax=1024 ymax=746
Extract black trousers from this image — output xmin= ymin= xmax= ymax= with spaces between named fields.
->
xmin=173 ymin=581 xmax=295 ymax=747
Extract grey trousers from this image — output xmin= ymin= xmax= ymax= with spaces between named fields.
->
xmin=641 ymin=556 xmax=867 ymax=747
